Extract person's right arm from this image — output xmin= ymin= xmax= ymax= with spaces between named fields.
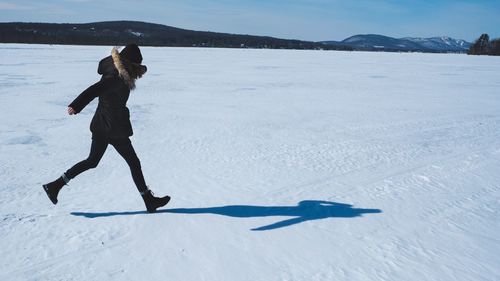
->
xmin=68 ymin=107 xmax=76 ymax=115
xmin=67 ymin=80 xmax=108 ymax=115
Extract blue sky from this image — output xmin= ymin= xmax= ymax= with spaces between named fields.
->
xmin=0 ymin=0 xmax=499 ymax=41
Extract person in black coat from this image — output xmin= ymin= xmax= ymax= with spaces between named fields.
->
xmin=43 ymin=44 xmax=170 ymax=213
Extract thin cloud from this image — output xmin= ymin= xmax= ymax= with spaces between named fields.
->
xmin=64 ymin=0 xmax=95 ymax=2
xmin=0 ymin=2 xmax=34 ymax=10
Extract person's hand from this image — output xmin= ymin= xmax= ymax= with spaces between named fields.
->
xmin=68 ymin=107 xmax=76 ymax=115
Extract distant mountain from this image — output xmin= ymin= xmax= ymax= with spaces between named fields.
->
xmin=321 ymin=34 xmax=471 ymax=53
xmin=0 ymin=21 xmax=350 ymax=51
xmin=0 ymin=22 xmax=472 ymax=53
xmin=403 ymin=37 xmax=471 ymax=52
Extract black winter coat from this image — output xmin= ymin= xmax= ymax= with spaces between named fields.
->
xmin=69 ymin=49 xmax=139 ymax=138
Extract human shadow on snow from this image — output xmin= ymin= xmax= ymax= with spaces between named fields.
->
xmin=71 ymin=200 xmax=382 ymax=231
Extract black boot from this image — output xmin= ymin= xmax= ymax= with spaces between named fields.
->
xmin=42 ymin=174 xmax=68 ymax=205
xmin=141 ymin=188 xmax=170 ymax=213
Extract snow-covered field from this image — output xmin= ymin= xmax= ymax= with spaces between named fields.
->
xmin=1 ymin=44 xmax=499 ymax=281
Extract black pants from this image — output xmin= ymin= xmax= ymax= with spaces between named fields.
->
xmin=65 ymin=135 xmax=148 ymax=193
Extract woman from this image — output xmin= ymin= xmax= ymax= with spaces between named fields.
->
xmin=43 ymin=44 xmax=170 ymax=213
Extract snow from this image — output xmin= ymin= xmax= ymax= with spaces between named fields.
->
xmin=1 ymin=44 xmax=500 ymax=281
xmin=127 ymin=30 xmax=143 ymax=37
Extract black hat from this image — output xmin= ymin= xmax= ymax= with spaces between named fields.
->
xmin=120 ymin=43 xmax=143 ymax=64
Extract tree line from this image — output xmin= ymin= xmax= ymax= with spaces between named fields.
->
xmin=468 ymin=34 xmax=500 ymax=56
xmin=0 ymin=21 xmax=352 ymax=51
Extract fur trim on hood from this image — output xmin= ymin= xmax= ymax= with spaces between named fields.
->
xmin=110 ymin=47 xmax=147 ymax=90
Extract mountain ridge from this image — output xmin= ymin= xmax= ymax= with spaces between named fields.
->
xmin=0 ymin=21 xmax=349 ymax=51
xmin=0 ymin=21 xmax=471 ymax=53
xmin=321 ymin=34 xmax=471 ymax=52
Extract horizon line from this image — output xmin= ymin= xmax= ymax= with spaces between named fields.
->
xmin=0 ymin=20 xmax=482 ymax=43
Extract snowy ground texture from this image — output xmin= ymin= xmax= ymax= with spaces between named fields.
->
xmin=1 ymin=44 xmax=500 ymax=281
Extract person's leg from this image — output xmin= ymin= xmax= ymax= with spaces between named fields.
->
xmin=43 ymin=135 xmax=108 ymax=204
xmin=111 ymin=137 xmax=170 ymax=212
xmin=65 ymin=135 xmax=108 ymax=180
xmin=109 ymin=138 xmax=148 ymax=193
